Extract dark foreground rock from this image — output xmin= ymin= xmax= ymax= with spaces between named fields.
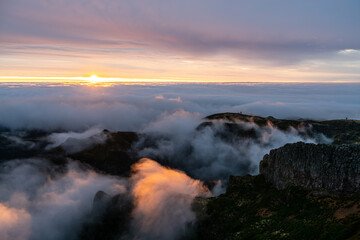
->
xmin=260 ymin=142 xmax=360 ymax=194
xmin=70 ymin=131 xmax=138 ymax=176
xmin=194 ymin=174 xmax=360 ymax=240
xmin=78 ymin=190 xmax=133 ymax=240
xmin=206 ymin=112 xmax=360 ymax=144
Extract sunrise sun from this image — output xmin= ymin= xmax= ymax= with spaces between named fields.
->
xmin=89 ymin=74 xmax=101 ymax=82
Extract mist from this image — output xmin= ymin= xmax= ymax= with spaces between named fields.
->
xmin=45 ymin=127 xmax=108 ymax=153
xmin=0 ymin=159 xmax=128 ymax=240
xmin=135 ymin=110 xmax=330 ymax=181
xmin=0 ymin=82 xmax=359 ymax=239
xmin=0 ymin=83 xmax=359 ymax=131
xmin=0 ymin=157 xmax=215 ymax=240
xmin=130 ymin=158 xmax=211 ymax=240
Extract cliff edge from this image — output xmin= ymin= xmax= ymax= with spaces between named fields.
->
xmin=260 ymin=142 xmax=360 ymax=194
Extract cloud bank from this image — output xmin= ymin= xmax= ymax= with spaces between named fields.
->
xmin=135 ymin=111 xmax=329 ymax=180
xmin=0 ymin=159 xmax=127 ymax=240
xmin=0 ymin=157 xmax=213 ymax=240
xmin=0 ymin=83 xmax=359 ymax=131
xmin=45 ymin=127 xmax=108 ymax=153
xmin=130 ymin=158 xmax=211 ymax=240
xmin=0 ymin=82 xmax=359 ymax=239
xmin=1 ymin=0 xmax=360 ymax=63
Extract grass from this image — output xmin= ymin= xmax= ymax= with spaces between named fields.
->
xmin=194 ymin=175 xmax=360 ymax=240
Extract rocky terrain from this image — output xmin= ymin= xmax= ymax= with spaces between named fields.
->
xmin=1 ymin=113 xmax=359 ymax=239
xmin=206 ymin=112 xmax=360 ymax=144
xmin=70 ymin=131 xmax=138 ymax=176
xmin=193 ymin=113 xmax=360 ymax=240
xmin=194 ymin=174 xmax=360 ymax=240
xmin=260 ymin=143 xmax=360 ymax=194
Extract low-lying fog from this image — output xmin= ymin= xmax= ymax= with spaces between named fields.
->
xmin=1 ymin=82 xmax=359 ymax=131
xmin=0 ymin=82 xmax=359 ymax=240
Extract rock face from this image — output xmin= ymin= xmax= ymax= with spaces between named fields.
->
xmin=78 ymin=191 xmax=133 ymax=240
xmin=206 ymin=112 xmax=360 ymax=144
xmin=260 ymin=142 xmax=360 ymax=193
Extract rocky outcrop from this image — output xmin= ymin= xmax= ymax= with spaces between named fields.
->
xmin=206 ymin=112 xmax=360 ymax=144
xmin=70 ymin=131 xmax=138 ymax=176
xmin=78 ymin=191 xmax=133 ymax=240
xmin=260 ymin=142 xmax=360 ymax=193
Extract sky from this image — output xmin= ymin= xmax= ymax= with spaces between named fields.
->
xmin=0 ymin=2 xmax=360 ymax=238
xmin=1 ymin=0 xmax=360 ymax=82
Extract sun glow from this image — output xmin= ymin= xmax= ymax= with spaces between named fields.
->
xmin=85 ymin=75 xmax=117 ymax=87
xmin=89 ymin=75 xmax=101 ymax=82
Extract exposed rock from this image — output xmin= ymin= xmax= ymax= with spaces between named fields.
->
xmin=206 ymin=112 xmax=360 ymax=144
xmin=78 ymin=191 xmax=133 ymax=240
xmin=260 ymin=142 xmax=360 ymax=193
xmin=92 ymin=191 xmax=112 ymax=215
xmin=70 ymin=131 xmax=138 ymax=176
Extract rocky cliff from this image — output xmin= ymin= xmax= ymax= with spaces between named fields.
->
xmin=195 ymin=142 xmax=360 ymax=240
xmin=260 ymin=142 xmax=360 ymax=194
xmin=206 ymin=112 xmax=360 ymax=144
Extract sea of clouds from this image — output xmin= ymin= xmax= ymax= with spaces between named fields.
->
xmin=0 ymin=158 xmax=211 ymax=240
xmin=0 ymin=82 xmax=359 ymax=240
xmin=0 ymin=82 xmax=359 ymax=131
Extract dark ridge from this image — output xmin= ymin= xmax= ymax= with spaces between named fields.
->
xmin=205 ymin=112 xmax=360 ymax=144
xmin=78 ymin=191 xmax=133 ymax=240
xmin=69 ymin=131 xmax=138 ymax=176
xmin=194 ymin=174 xmax=360 ymax=240
xmin=260 ymin=142 xmax=360 ymax=194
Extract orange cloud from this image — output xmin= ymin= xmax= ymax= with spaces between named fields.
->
xmin=0 ymin=203 xmax=31 ymax=240
xmin=131 ymin=158 xmax=211 ymax=239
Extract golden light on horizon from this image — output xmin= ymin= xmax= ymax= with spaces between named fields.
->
xmin=88 ymin=74 xmax=101 ymax=82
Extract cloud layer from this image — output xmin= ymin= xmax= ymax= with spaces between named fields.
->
xmin=0 ymin=83 xmax=358 ymax=239
xmin=0 ymin=159 xmax=127 ymax=240
xmin=135 ymin=111 xmax=329 ymax=180
xmin=1 ymin=1 xmax=360 ymax=81
xmin=45 ymin=127 xmax=108 ymax=153
xmin=0 ymin=157 xmax=214 ymax=240
xmin=1 ymin=1 xmax=359 ymax=59
xmin=130 ymin=158 xmax=211 ymax=240
xmin=0 ymin=83 xmax=359 ymax=131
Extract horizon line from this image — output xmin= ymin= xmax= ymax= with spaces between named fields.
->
xmin=1 ymin=76 xmax=360 ymax=84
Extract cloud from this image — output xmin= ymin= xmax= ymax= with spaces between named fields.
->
xmin=1 ymin=0 xmax=360 ymax=64
xmin=0 ymin=134 xmax=36 ymax=149
xmin=1 ymin=81 xmax=355 ymax=239
xmin=0 ymin=159 xmax=127 ymax=240
xmin=0 ymin=203 xmax=31 ymax=240
xmin=1 ymin=0 xmax=360 ymax=84
xmin=135 ymin=111 xmax=328 ymax=180
xmin=130 ymin=158 xmax=211 ymax=240
xmin=45 ymin=127 xmax=108 ymax=153
xmin=0 ymin=157 xmax=215 ymax=240
xmin=0 ymin=83 xmax=359 ymax=132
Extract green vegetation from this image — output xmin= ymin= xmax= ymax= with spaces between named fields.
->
xmin=2 ymin=113 xmax=359 ymax=239
xmin=195 ymin=175 xmax=360 ymax=240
